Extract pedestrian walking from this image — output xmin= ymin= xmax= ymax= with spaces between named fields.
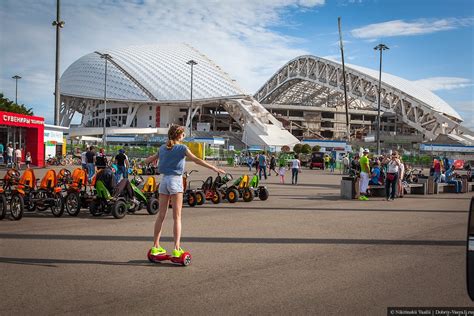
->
xmin=397 ymin=158 xmax=405 ymax=198
xmin=14 ymin=146 xmax=22 ymax=170
xmin=278 ymin=164 xmax=287 ymax=184
xmin=246 ymin=155 xmax=253 ymax=172
xmin=269 ymin=155 xmax=278 ymax=176
xmin=358 ymin=149 xmax=370 ymax=201
xmin=6 ymin=143 xmax=13 ymax=168
xmin=114 ymin=149 xmax=129 ymax=183
xmin=291 ymin=154 xmax=301 ymax=185
xmin=258 ymin=153 xmax=267 ymax=180
xmin=96 ymin=148 xmax=108 ymax=170
xmin=86 ymin=146 xmax=96 ymax=181
xmin=25 ymin=152 xmax=32 ymax=169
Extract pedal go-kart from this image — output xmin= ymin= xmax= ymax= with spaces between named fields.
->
xmin=64 ymin=168 xmax=94 ymax=216
xmin=0 ymin=168 xmax=23 ymax=220
xmin=128 ymin=175 xmax=159 ymax=215
xmin=223 ymin=174 xmax=250 ymax=203
xmin=89 ymin=168 xmax=144 ymax=219
xmin=32 ymin=169 xmax=65 ymax=216
xmin=147 ymin=249 xmax=192 ymax=266
xmin=243 ymin=174 xmax=269 ymax=202
xmin=10 ymin=169 xmax=64 ymax=218
xmin=182 ymin=170 xmax=198 ymax=207
xmin=0 ymin=169 xmax=21 ymax=220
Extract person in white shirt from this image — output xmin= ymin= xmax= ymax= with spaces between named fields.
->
xmin=291 ymin=154 xmax=302 ymax=185
xmin=14 ymin=146 xmax=22 ymax=170
xmin=6 ymin=143 xmax=13 ymax=168
xmin=384 ymin=151 xmax=401 ymax=201
xmin=278 ymin=164 xmax=287 ymax=184
xmin=81 ymin=150 xmax=87 ymax=170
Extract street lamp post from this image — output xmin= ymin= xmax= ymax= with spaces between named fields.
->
xmin=186 ymin=60 xmax=197 ymax=138
xmin=100 ymin=53 xmax=112 ymax=147
xmin=52 ymin=0 xmax=65 ymax=126
xmin=11 ymin=75 xmax=21 ymax=104
xmin=374 ymin=43 xmax=389 ymax=156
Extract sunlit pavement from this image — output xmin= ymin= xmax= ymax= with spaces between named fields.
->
xmin=1 ymin=163 xmax=473 ymax=314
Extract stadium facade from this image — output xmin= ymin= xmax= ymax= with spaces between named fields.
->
xmin=59 ymin=44 xmax=471 ymax=148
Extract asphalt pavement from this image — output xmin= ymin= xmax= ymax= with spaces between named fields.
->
xmin=0 ymin=164 xmax=473 ymax=315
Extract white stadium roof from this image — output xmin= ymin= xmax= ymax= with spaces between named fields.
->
xmin=60 ymin=44 xmax=245 ymax=102
xmin=344 ymin=62 xmax=462 ymax=121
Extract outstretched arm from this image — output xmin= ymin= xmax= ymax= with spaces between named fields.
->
xmin=185 ymin=148 xmax=226 ymax=174
xmin=145 ymin=153 xmax=158 ymax=165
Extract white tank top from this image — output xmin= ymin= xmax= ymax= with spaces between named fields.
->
xmin=291 ymin=159 xmax=300 ymax=169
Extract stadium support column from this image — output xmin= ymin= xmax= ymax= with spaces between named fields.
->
xmin=52 ymin=0 xmax=65 ymax=125
xmin=374 ymin=44 xmax=389 ymax=156
xmin=100 ymin=53 xmax=112 ymax=146
xmin=186 ymin=60 xmax=197 ymax=137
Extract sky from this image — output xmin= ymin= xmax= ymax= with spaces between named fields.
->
xmin=0 ymin=0 xmax=473 ymax=128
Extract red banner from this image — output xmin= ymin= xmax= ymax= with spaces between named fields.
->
xmin=0 ymin=111 xmax=44 ymax=128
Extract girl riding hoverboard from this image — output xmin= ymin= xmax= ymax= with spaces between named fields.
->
xmin=145 ymin=125 xmax=225 ymax=265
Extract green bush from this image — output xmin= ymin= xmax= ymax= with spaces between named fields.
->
xmin=301 ymin=144 xmax=311 ymax=154
xmin=293 ymin=144 xmax=302 ymax=153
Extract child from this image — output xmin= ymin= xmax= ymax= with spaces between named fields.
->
xmin=145 ymin=125 xmax=225 ymax=258
xmin=278 ymin=164 xmax=287 ymax=184
xmin=25 ymin=152 xmax=32 ymax=169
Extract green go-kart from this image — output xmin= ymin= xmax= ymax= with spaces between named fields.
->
xmin=128 ymin=175 xmax=159 ymax=215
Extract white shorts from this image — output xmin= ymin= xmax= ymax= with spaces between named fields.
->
xmin=159 ymin=175 xmax=183 ymax=195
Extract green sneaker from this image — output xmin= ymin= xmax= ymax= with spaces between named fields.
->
xmin=150 ymin=246 xmax=166 ymax=256
xmin=358 ymin=196 xmax=369 ymax=201
xmin=172 ymin=248 xmax=185 ymax=258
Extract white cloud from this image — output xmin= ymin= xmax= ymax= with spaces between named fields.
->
xmin=412 ymin=77 xmax=472 ymax=91
xmin=351 ymin=17 xmax=474 ymax=40
xmin=0 ymin=0 xmax=326 ymax=123
xmin=451 ymin=101 xmax=474 ymax=130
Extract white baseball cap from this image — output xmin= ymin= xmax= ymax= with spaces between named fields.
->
xmin=363 ymin=148 xmax=369 ymax=153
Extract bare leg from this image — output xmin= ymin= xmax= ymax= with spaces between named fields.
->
xmin=153 ymin=194 xmax=170 ymax=248
xmin=170 ymin=192 xmax=183 ymax=250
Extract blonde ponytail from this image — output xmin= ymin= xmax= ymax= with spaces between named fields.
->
xmin=166 ymin=125 xmax=185 ymax=150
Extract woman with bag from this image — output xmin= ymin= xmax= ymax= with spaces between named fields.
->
xmin=384 ymin=151 xmax=401 ymax=201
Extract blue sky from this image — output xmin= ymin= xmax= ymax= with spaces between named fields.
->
xmin=1 ymin=0 xmax=473 ymax=128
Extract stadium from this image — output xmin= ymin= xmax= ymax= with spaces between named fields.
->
xmin=59 ymin=44 xmax=472 ymax=149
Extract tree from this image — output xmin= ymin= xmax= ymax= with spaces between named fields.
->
xmin=293 ymin=143 xmax=302 ymax=153
xmin=301 ymin=144 xmax=311 ymax=154
xmin=0 ymin=93 xmax=34 ymax=115
xmin=312 ymin=145 xmax=321 ymax=152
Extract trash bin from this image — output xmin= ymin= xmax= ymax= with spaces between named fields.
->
xmin=418 ymin=176 xmax=434 ymax=194
xmin=341 ymin=176 xmax=359 ymax=199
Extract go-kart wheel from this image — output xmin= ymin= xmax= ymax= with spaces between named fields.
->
xmin=65 ymin=192 xmax=81 ymax=216
xmin=112 ymin=200 xmax=127 ymax=219
xmin=226 ymin=188 xmax=239 ymax=203
xmin=10 ymin=194 xmax=24 ymax=221
xmin=242 ymin=188 xmax=254 ymax=202
xmin=89 ymin=200 xmax=102 ymax=216
xmin=187 ymin=192 xmax=197 ymax=207
xmin=0 ymin=194 xmax=7 ymax=220
xmin=51 ymin=193 xmax=65 ymax=217
xmin=211 ymin=192 xmax=221 ymax=204
xmin=182 ymin=253 xmax=192 ymax=266
xmin=196 ymin=191 xmax=205 ymax=205
xmin=258 ymin=187 xmax=269 ymax=201
xmin=35 ymin=190 xmax=48 ymax=211
xmin=147 ymin=197 xmax=159 ymax=215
